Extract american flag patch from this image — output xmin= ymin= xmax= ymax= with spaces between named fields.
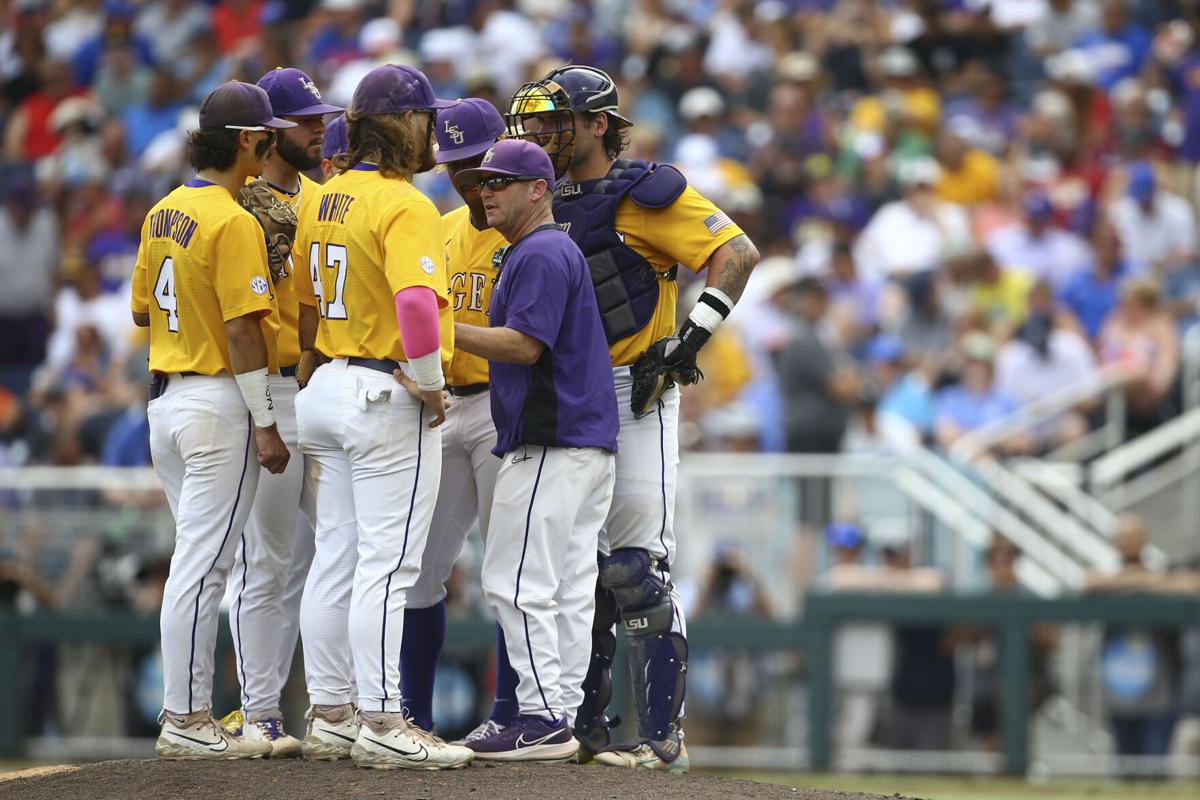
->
xmin=704 ymin=211 xmax=733 ymax=235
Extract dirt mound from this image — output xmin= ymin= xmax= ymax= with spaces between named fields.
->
xmin=0 ymin=759 xmax=914 ymax=800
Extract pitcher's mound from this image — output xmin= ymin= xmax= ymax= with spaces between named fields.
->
xmin=0 ymin=758 xmax=915 ymax=800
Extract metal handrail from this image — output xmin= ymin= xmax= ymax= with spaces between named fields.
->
xmin=951 ymin=364 xmax=1131 ymax=463
xmin=1090 ymin=405 xmax=1200 ymax=492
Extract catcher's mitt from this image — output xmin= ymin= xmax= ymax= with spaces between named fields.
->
xmin=629 ymin=333 xmax=705 ymax=419
xmin=239 ymin=178 xmax=297 ymax=283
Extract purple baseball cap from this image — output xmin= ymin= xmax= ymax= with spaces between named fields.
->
xmin=351 ymin=64 xmax=455 ymax=117
xmin=435 ymin=98 xmax=505 ymax=164
xmin=456 ymin=138 xmax=556 ymax=190
xmin=199 ymin=81 xmax=296 ymax=130
xmin=257 ymin=67 xmax=344 ymax=117
xmin=323 ymin=113 xmax=347 ymax=158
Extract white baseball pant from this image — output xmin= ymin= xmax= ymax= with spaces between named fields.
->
xmin=295 ymin=358 xmax=441 ymax=712
xmin=408 ymin=389 xmax=499 ymax=609
xmin=225 ymin=374 xmax=309 ymax=720
xmin=151 ymin=374 xmax=260 ymax=715
xmin=482 ymin=445 xmax=615 ymax=722
xmin=603 ymin=368 xmax=686 ymax=639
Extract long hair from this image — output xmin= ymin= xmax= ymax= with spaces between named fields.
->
xmin=584 ymin=112 xmax=630 ymax=160
xmin=345 ymin=111 xmax=424 ymax=180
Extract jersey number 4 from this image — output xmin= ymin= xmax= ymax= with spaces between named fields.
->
xmin=154 ymin=256 xmax=179 ymax=333
xmin=309 ymin=242 xmax=348 ymax=320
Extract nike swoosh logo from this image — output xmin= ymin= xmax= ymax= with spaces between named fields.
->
xmin=516 ymin=729 xmax=563 ymax=748
xmin=166 ymin=730 xmax=229 ymax=751
xmin=364 ymin=736 xmax=428 ymax=761
xmin=318 ymin=728 xmax=357 ymax=743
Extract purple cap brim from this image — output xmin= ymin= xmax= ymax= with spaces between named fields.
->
xmin=284 ymin=101 xmax=345 ymax=117
xmin=264 ymin=116 xmax=298 ymax=129
xmin=455 ymin=164 xmax=525 ymax=181
xmin=436 ymin=138 xmax=496 ymax=164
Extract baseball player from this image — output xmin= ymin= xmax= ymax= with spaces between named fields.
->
xmin=506 ymin=65 xmax=761 ymax=772
xmin=320 ymin=113 xmax=347 ymax=180
xmin=218 ymin=67 xmax=343 ymax=758
xmin=292 ymin=64 xmax=474 ymax=770
xmin=132 ymin=81 xmax=294 ymax=759
xmin=399 ymin=98 xmax=522 ymax=741
xmin=451 ymin=138 xmax=617 ymax=763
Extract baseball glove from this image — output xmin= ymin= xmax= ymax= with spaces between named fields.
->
xmin=238 ymin=178 xmax=297 ymax=283
xmin=629 ymin=332 xmax=706 ymax=419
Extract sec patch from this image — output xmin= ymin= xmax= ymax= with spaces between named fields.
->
xmin=251 ymin=276 xmax=270 ymax=295
xmin=420 ymin=256 xmax=436 ymax=275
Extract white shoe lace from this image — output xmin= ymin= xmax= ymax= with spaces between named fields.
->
xmin=464 ymin=719 xmax=504 ymax=743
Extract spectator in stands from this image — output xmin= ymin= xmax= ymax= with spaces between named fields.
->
xmin=986 ymin=191 xmax=1094 ymax=293
xmin=1075 ymin=0 xmax=1152 ymax=92
xmin=1060 ymin=221 xmax=1127 ymax=340
xmin=962 ymin=537 xmax=1058 ymax=753
xmin=970 ymin=250 xmax=1035 ymax=335
xmin=3 ymin=56 xmax=79 ymax=161
xmin=995 ymin=281 xmax=1097 ymax=451
xmin=778 ymin=277 xmax=858 ymax=455
xmin=897 ymin=269 xmax=955 ymax=363
xmin=933 ymin=126 xmax=1001 ymax=207
xmin=71 ymin=1 xmax=155 ymax=89
xmin=934 ymin=332 xmax=1031 ymax=455
xmin=854 ymin=157 xmax=972 ymax=282
xmin=1099 ymin=277 xmax=1181 ymax=431
xmin=134 ymin=0 xmax=211 ymax=68
xmin=121 ymin=66 xmax=182 ymax=158
xmin=211 ymin=0 xmax=265 ymax=56
xmin=864 ymin=335 xmax=933 ymax=446
xmin=0 ymin=166 xmax=57 ymax=395
xmin=1027 ymin=0 xmax=1103 ymax=57
xmin=879 ymin=539 xmax=954 ymax=752
xmin=1087 ymin=514 xmax=1182 ymax=772
xmin=1109 ymin=161 xmax=1197 ymax=276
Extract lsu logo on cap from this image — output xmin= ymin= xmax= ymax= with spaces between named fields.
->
xmin=444 ymin=119 xmax=464 ymax=145
xmin=299 ymin=76 xmax=322 ymax=100
xmin=419 ymin=256 xmax=436 ymax=275
xmin=250 ymin=276 xmax=270 ymax=295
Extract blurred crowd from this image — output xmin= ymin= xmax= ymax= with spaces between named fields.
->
xmin=4 ymin=0 xmax=1200 ymax=468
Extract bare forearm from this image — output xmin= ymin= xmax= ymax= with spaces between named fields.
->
xmin=298 ymin=303 xmax=319 ymax=352
xmin=703 ymin=234 xmax=760 ymax=304
xmin=454 ymin=322 xmax=543 ymax=365
xmin=224 ymin=315 xmax=269 ymax=373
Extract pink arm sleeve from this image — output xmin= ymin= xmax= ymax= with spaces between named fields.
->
xmin=394 ymin=286 xmax=441 ymax=360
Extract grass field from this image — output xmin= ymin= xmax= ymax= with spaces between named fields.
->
xmin=715 ymin=772 xmax=1200 ymax=800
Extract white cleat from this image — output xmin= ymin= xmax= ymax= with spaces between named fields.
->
xmin=243 ymin=717 xmax=303 ymax=759
xmin=301 ymin=705 xmax=360 ymax=761
xmin=450 ymin=718 xmax=505 ymax=746
xmin=351 ymin=715 xmax=475 ymax=770
xmin=156 ymin=711 xmax=272 ymax=760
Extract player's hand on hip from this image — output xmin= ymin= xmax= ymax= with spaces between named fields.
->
xmin=392 ymin=369 xmax=451 ymax=428
xmin=254 ymin=425 xmax=290 ymax=474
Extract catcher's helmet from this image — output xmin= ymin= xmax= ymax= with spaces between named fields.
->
xmin=506 ymin=65 xmax=632 ymax=178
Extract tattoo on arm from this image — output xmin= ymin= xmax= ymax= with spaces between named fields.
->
xmin=710 ymin=235 xmax=758 ymax=304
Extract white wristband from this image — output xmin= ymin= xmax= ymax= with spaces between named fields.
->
xmin=688 ymin=287 xmax=734 ymax=334
xmin=408 ymin=351 xmax=445 ymax=392
xmin=234 ymin=367 xmax=276 ymax=428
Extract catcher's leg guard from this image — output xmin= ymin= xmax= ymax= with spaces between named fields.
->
xmin=600 ymin=549 xmax=687 ymax=742
xmin=573 ymin=575 xmax=619 ymax=753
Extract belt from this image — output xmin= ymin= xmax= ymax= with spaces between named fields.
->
xmin=448 ymin=382 xmax=488 ymax=397
xmin=347 ymin=357 xmax=401 ymax=374
xmin=278 ymin=365 xmax=297 ymax=378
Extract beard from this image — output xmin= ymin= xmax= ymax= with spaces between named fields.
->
xmin=276 ymin=132 xmax=323 ymax=171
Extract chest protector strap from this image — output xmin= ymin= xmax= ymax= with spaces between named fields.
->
xmin=553 ymin=159 xmax=687 ymax=344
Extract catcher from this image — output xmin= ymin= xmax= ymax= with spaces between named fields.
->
xmin=219 ymin=68 xmax=342 ymax=758
xmin=505 ymin=65 xmax=760 ymax=772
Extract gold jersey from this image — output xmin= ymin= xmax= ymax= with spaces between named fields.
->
xmin=441 ymin=204 xmax=508 ymax=386
xmin=131 ymin=179 xmax=278 ymax=375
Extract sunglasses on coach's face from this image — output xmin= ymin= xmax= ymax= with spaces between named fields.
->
xmin=469 ymin=176 xmax=537 ymax=192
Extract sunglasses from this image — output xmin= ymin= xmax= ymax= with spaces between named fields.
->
xmin=464 ymin=176 xmax=538 ymax=192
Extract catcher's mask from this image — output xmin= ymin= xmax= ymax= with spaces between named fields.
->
xmin=506 ymin=65 xmax=632 ymax=178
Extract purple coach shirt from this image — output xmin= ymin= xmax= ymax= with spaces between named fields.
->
xmin=488 ymin=224 xmax=619 ymax=457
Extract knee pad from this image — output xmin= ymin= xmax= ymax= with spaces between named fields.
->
xmin=599 ymin=548 xmax=668 ymax=621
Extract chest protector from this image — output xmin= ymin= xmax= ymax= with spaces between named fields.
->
xmin=553 ymin=159 xmax=687 ymax=344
